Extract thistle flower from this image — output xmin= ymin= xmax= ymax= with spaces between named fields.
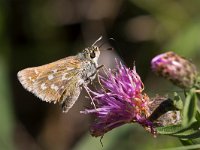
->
xmin=81 ymin=61 xmax=155 ymax=137
xmin=151 ymin=51 xmax=198 ymax=89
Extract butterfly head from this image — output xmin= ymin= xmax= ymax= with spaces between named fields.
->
xmin=82 ymin=46 xmax=100 ymax=64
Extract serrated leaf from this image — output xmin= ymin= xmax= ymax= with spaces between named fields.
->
xmin=182 ymin=92 xmax=197 ymax=127
xmin=172 ymin=122 xmax=200 ymax=139
xmin=157 ymin=121 xmax=200 ymax=139
xmin=156 ymin=124 xmax=183 ymax=135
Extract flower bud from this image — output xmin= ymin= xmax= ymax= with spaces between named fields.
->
xmin=151 ymin=51 xmax=198 ymax=89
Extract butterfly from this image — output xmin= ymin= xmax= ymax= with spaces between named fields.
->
xmin=17 ymin=37 xmax=104 ymax=113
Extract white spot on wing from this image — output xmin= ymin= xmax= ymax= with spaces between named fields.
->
xmin=48 ymin=74 xmax=54 ymax=80
xmin=28 ymin=76 xmax=35 ymax=82
xmin=62 ymin=72 xmax=72 ymax=81
xmin=41 ymin=83 xmax=47 ymax=90
xmin=66 ymin=67 xmax=74 ymax=71
xmin=51 ymin=84 xmax=59 ymax=91
xmin=52 ymin=69 xmax=57 ymax=73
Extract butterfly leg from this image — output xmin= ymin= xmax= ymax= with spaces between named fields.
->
xmin=82 ymin=65 xmax=105 ymax=109
xmin=96 ymin=64 xmax=104 ymax=70
xmin=87 ymin=65 xmax=105 ymax=85
xmin=87 ymin=65 xmax=105 ymax=84
xmin=83 ymin=85 xmax=97 ymax=109
xmin=96 ymin=65 xmax=108 ymax=91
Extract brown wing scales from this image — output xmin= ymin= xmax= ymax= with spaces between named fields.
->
xmin=18 ymin=56 xmax=83 ymax=104
xmin=33 ymin=69 xmax=81 ymax=103
xmin=17 ymin=67 xmax=42 ymax=92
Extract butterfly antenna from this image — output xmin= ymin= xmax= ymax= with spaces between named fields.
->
xmin=98 ymin=37 xmax=115 ymax=50
xmin=108 ymin=38 xmax=115 ymax=42
xmin=92 ymin=36 xmax=103 ymax=46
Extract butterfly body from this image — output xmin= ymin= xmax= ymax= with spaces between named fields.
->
xmin=18 ymin=45 xmax=100 ymax=113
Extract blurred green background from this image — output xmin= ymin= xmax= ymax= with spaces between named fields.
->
xmin=1 ymin=0 xmax=200 ymax=150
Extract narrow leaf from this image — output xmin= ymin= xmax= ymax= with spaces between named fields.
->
xmin=157 ymin=121 xmax=200 ymax=139
xmin=173 ymin=92 xmax=183 ymax=110
xmin=180 ymin=139 xmax=194 ymax=145
xmin=156 ymin=124 xmax=183 ymax=135
xmin=195 ymin=110 xmax=200 ymax=123
xmin=161 ymin=144 xmax=200 ymax=150
xmin=182 ymin=92 xmax=197 ymax=127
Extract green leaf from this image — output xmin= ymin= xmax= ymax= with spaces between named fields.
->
xmin=194 ymin=75 xmax=200 ymax=89
xmin=180 ymin=138 xmax=200 ymax=145
xmin=161 ymin=144 xmax=200 ymax=150
xmin=182 ymin=92 xmax=197 ymax=127
xmin=172 ymin=122 xmax=200 ymax=139
xmin=180 ymin=139 xmax=194 ymax=145
xmin=173 ymin=92 xmax=183 ymax=110
xmin=195 ymin=110 xmax=200 ymax=123
xmin=157 ymin=121 xmax=200 ymax=139
xmin=156 ymin=124 xmax=183 ymax=135
xmin=189 ymin=138 xmax=200 ymax=144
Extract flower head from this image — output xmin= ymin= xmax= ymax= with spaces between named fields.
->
xmin=81 ymin=61 xmax=155 ymax=137
xmin=151 ymin=51 xmax=198 ymax=89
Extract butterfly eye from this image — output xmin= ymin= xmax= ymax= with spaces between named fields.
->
xmin=90 ymin=51 xmax=96 ymax=59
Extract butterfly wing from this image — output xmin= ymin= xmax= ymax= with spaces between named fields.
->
xmin=18 ymin=56 xmax=84 ymax=105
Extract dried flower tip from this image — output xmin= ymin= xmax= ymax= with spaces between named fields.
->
xmin=151 ymin=51 xmax=198 ymax=89
xmin=148 ymin=96 xmax=182 ymax=126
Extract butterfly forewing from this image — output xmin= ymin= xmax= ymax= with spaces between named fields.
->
xmin=18 ymin=56 xmax=83 ymax=104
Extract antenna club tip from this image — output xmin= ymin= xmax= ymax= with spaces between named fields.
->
xmin=98 ymin=36 xmax=103 ymax=40
xmin=107 ymin=47 xmax=114 ymax=51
